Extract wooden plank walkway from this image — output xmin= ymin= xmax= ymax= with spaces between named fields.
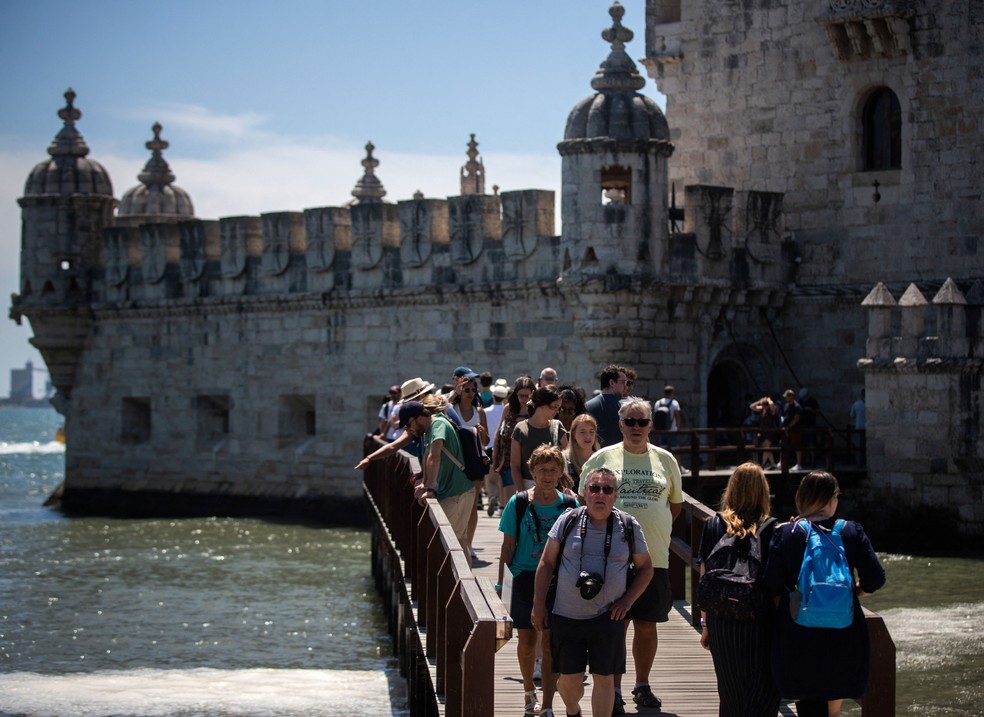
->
xmin=469 ymin=503 xmax=725 ymax=717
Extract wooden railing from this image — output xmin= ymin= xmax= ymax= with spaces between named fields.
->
xmin=654 ymin=426 xmax=867 ymax=477
xmin=668 ymin=494 xmax=897 ymax=717
xmin=362 ymin=435 xmax=512 ymax=717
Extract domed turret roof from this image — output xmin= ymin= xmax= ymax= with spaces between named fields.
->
xmin=562 ymin=3 xmax=669 ymax=147
xmin=24 ymin=88 xmax=114 ymax=197
xmin=118 ymin=123 xmax=194 ymax=219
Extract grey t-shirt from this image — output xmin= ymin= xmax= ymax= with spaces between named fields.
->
xmin=548 ymin=509 xmax=649 ymax=620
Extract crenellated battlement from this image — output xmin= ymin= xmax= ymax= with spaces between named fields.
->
xmin=859 ymin=278 xmax=984 ymax=367
xmin=91 ymin=188 xmax=558 ymax=306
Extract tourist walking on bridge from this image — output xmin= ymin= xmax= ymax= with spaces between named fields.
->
xmin=532 ymin=467 xmax=653 ymax=717
xmin=696 ymin=462 xmax=780 ymax=716
xmin=764 ymin=471 xmax=886 ymax=717
xmin=578 ymin=397 xmax=684 ymax=713
xmin=497 ymin=445 xmax=575 ymax=717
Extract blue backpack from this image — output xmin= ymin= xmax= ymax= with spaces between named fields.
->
xmin=790 ymin=519 xmax=854 ymax=629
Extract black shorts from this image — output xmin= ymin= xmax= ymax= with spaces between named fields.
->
xmin=550 ymin=612 xmax=625 ymax=676
xmin=626 ymin=568 xmax=672 ymax=623
xmin=509 ymin=570 xmax=535 ymax=629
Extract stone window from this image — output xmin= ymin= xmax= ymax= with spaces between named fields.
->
xmin=601 ymin=165 xmax=632 ymax=205
xmin=279 ymin=394 xmax=316 ymax=446
xmin=862 ymin=87 xmax=901 ymax=171
xmin=121 ymin=397 xmax=151 ymax=444
xmin=196 ymin=395 xmax=230 ymax=449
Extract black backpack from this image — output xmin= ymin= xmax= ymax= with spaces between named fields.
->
xmin=440 ymin=420 xmax=490 ymax=481
xmin=653 ymin=398 xmax=672 ymax=431
xmin=696 ymin=516 xmax=776 ymax=621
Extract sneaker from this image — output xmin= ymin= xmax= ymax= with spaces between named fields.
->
xmin=632 ymin=685 xmax=662 ymax=710
xmin=612 ymin=692 xmax=625 ymax=715
xmin=532 ymin=656 xmax=542 ymax=681
xmin=791 ymin=463 xmax=803 ymax=471
xmin=486 ymin=495 xmax=498 ymax=517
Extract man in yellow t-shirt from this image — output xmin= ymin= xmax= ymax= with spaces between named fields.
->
xmin=578 ymin=396 xmax=683 ymax=714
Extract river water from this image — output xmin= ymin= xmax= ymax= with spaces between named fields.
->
xmin=1 ymin=407 xmax=981 ymax=716
xmin=0 ymin=407 xmax=405 ymax=717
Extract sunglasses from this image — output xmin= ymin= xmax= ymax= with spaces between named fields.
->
xmin=587 ymin=484 xmax=615 ymax=494
xmin=622 ymin=418 xmax=650 ymax=427
xmin=461 ymin=387 xmax=477 ymax=393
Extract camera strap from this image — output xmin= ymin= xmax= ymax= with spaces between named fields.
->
xmin=578 ymin=510 xmax=615 ymax=576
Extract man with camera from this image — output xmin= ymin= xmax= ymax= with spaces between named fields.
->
xmin=532 ymin=468 xmax=653 ymax=717
xmin=577 ymin=397 xmax=684 ymax=713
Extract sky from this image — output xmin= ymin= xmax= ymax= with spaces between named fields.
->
xmin=0 ymin=0 xmax=665 ymax=399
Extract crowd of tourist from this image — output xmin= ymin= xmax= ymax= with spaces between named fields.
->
xmin=357 ymin=365 xmax=881 ymax=717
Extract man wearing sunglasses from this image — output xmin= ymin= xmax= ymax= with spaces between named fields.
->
xmin=585 ymin=364 xmax=635 ymax=448
xmin=577 ymin=397 xmax=684 ymax=714
xmin=532 ymin=468 xmax=653 ymax=717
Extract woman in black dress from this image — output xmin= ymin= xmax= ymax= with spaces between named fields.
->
xmin=697 ymin=462 xmax=780 ymax=717
xmin=763 ymin=471 xmax=886 ymax=717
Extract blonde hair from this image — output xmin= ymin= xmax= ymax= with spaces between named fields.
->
xmin=420 ymin=393 xmax=448 ymax=415
xmin=719 ymin=462 xmax=772 ymax=538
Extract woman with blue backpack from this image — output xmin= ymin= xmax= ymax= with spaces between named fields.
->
xmin=764 ymin=471 xmax=886 ymax=717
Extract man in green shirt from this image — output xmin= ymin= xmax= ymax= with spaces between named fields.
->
xmin=404 ymin=400 xmax=476 ymax=565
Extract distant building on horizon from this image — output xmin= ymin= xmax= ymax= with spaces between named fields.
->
xmin=9 ymin=361 xmax=35 ymax=404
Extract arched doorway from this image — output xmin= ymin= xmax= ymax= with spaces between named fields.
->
xmin=707 ymin=361 xmax=750 ymax=428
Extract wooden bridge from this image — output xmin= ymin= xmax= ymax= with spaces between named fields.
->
xmin=361 ymin=435 xmax=895 ymax=717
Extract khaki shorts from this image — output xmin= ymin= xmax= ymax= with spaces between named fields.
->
xmin=440 ymin=490 xmax=475 ymax=547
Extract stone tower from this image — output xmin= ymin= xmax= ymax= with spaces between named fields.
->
xmin=558 ymin=1 xmax=673 ymax=279
xmin=12 ymin=89 xmax=116 ymax=404
xmin=558 ymin=2 xmax=675 ymax=381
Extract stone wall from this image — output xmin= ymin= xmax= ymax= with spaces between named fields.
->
xmin=859 ymin=279 xmax=984 ymax=537
xmin=645 ymin=0 xmax=984 ymax=287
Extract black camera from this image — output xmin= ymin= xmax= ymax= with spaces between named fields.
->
xmin=576 ymin=571 xmax=605 ymax=600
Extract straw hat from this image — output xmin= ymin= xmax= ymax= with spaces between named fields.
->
xmin=398 ymin=377 xmax=435 ymax=404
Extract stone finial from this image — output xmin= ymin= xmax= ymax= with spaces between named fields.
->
xmin=898 ymin=283 xmax=928 ymax=307
xmin=460 ymin=133 xmax=485 ymax=195
xmin=933 ymin=277 xmax=967 ymax=305
xmin=860 ymin=282 xmax=896 ymax=306
xmin=137 ymin=123 xmax=177 ymax=186
xmin=48 ymin=87 xmax=90 ymax=158
xmin=351 ymin=141 xmax=387 ymax=204
xmin=591 ymin=2 xmax=646 ymax=93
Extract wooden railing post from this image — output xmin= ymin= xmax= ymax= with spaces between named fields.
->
xmin=361 ymin=438 xmax=511 ymax=717
xmin=860 ymin=611 xmax=896 ymax=717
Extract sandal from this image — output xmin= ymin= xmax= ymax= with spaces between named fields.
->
xmin=524 ymin=688 xmax=541 ymax=716
xmin=540 ymin=709 xmax=554 ymax=717
xmin=632 ymin=684 xmax=663 ymax=709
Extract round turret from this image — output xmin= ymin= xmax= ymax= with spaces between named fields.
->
xmin=23 ymin=88 xmax=114 ymax=197
xmin=561 ymin=2 xmax=669 ymax=146
xmin=557 ymin=3 xmax=673 ymax=279
xmin=118 ymin=122 xmax=194 ymax=222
